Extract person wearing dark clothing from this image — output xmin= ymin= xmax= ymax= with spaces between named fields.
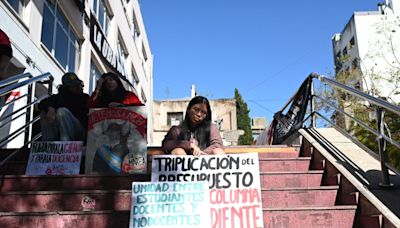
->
xmin=38 ymin=72 xmax=89 ymax=141
xmin=88 ymin=72 xmax=142 ymax=108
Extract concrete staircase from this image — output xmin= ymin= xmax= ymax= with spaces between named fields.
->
xmin=0 ymin=146 xmax=358 ymax=227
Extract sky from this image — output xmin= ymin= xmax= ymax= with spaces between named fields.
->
xmin=139 ymin=0 xmax=380 ymax=122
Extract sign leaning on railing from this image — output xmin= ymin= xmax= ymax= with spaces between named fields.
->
xmin=26 ymin=141 xmax=83 ymax=175
xmin=129 ymin=181 xmax=211 ymax=228
xmin=85 ymin=106 xmax=147 ymax=174
xmin=152 ymin=153 xmax=264 ymax=228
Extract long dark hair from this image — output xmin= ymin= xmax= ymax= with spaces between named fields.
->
xmin=98 ymin=72 xmax=128 ymax=106
xmin=180 ymin=96 xmax=212 ymax=150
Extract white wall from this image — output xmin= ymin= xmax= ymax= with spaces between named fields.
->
xmin=333 ymin=5 xmax=400 ymax=103
xmin=0 ymin=0 xmax=154 ymax=146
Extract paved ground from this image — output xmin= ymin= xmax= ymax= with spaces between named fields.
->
xmin=310 ymin=128 xmax=400 ymax=219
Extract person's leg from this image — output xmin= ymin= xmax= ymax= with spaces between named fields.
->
xmin=212 ymin=148 xmax=225 ymax=155
xmin=56 ymin=107 xmax=84 ymax=141
xmin=171 ymin=148 xmax=187 ymax=155
xmin=40 ymin=111 xmax=59 ymax=141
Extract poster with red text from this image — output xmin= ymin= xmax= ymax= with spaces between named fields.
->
xmin=151 ymin=153 xmax=263 ymax=228
xmin=85 ymin=107 xmax=147 ymax=174
xmin=26 ymin=141 xmax=83 ymax=175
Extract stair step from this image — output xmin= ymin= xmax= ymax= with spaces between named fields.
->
xmin=263 ymin=206 xmax=357 ymax=228
xmin=0 ymin=190 xmax=132 ymax=212
xmin=262 ymin=186 xmax=339 ymax=208
xmin=259 ymin=157 xmax=310 ymax=172
xmin=0 ymin=157 xmax=312 ymax=175
xmin=226 ymin=146 xmax=300 ymax=158
xmin=0 ymin=210 xmax=130 ymax=228
xmin=0 ymin=206 xmax=357 ymax=228
xmin=260 ymin=171 xmax=324 ymax=188
xmin=0 ymin=174 xmax=150 ymax=192
xmin=0 ymin=185 xmax=339 ymax=212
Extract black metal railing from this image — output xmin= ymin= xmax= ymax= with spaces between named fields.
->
xmin=0 ymin=72 xmax=53 ymax=167
xmin=273 ymin=72 xmax=400 ymax=187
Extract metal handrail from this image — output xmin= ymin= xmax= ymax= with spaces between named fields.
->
xmin=314 ymin=95 xmax=400 ymax=148
xmin=0 ymin=72 xmax=53 ymax=169
xmin=0 ymin=72 xmax=32 ymax=88
xmin=0 ymin=72 xmax=53 ymax=97
xmin=273 ymin=72 xmax=399 ymax=187
xmin=308 ymin=72 xmax=399 ymax=187
xmin=310 ymin=72 xmax=400 ymax=115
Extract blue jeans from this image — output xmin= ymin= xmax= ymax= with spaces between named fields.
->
xmin=40 ymin=107 xmax=85 ymax=141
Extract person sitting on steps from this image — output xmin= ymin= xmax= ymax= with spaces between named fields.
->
xmin=162 ymin=96 xmax=225 ymax=156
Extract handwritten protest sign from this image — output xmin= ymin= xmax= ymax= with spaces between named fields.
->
xmin=129 ymin=181 xmax=211 ymax=228
xmin=152 ymin=153 xmax=263 ymax=228
xmin=26 ymin=141 xmax=83 ymax=175
xmin=85 ymin=106 xmax=147 ymax=174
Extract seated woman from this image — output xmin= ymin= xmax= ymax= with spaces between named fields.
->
xmin=88 ymin=72 xmax=142 ymax=108
xmin=88 ymin=72 xmax=143 ymax=173
xmin=162 ymin=96 xmax=225 ymax=156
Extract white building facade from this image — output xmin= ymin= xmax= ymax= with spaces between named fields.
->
xmin=332 ymin=0 xmax=400 ymax=104
xmin=0 ymin=0 xmax=154 ymax=144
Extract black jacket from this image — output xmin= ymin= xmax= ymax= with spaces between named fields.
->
xmin=38 ymin=91 xmax=89 ymax=129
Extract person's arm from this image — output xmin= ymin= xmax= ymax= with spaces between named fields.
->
xmin=203 ymin=124 xmax=224 ymax=154
xmin=87 ymin=91 xmax=101 ymax=108
xmin=162 ymin=126 xmax=191 ymax=153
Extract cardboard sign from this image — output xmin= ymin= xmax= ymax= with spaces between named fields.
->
xmin=152 ymin=153 xmax=264 ymax=228
xmin=85 ymin=106 xmax=147 ymax=174
xmin=25 ymin=141 xmax=83 ymax=175
xmin=129 ymin=182 xmax=211 ymax=228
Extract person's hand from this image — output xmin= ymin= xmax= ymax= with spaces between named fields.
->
xmin=190 ymin=143 xmax=202 ymax=157
xmin=94 ymin=77 xmax=105 ymax=93
xmin=46 ymin=107 xmax=56 ymax=123
xmin=109 ymin=102 xmax=122 ymax=108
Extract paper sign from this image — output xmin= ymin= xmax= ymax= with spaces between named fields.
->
xmin=26 ymin=141 xmax=83 ymax=175
xmin=85 ymin=106 xmax=147 ymax=174
xmin=129 ymin=181 xmax=211 ymax=228
xmin=151 ymin=153 xmax=264 ymax=228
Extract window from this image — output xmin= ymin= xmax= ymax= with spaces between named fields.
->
xmin=335 ymin=51 xmax=342 ymax=71
xmin=92 ymin=0 xmax=110 ymax=36
xmin=131 ymin=65 xmax=139 ymax=84
xmin=41 ymin=0 xmax=79 ymax=72
xmin=142 ymin=43 xmax=148 ymax=61
xmin=343 ymin=47 xmax=347 ymax=56
xmin=6 ymin=0 xmax=24 ymax=16
xmin=349 ymin=37 xmax=355 ymax=49
xmin=89 ymin=62 xmax=102 ymax=93
xmin=352 ymin=58 xmax=359 ymax=70
xmin=132 ymin=11 xmax=140 ymax=38
xmin=167 ymin=112 xmax=183 ymax=126
xmin=141 ymin=89 xmax=147 ymax=103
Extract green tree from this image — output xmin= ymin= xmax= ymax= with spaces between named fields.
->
xmin=234 ymin=88 xmax=253 ymax=145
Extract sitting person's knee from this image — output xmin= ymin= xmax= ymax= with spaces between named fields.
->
xmin=212 ymin=148 xmax=225 ymax=155
xmin=56 ymin=107 xmax=70 ymax=117
xmin=171 ymin=148 xmax=187 ymax=155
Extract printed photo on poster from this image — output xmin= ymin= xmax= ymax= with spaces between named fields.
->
xmin=85 ymin=106 xmax=147 ymax=174
xmin=26 ymin=141 xmax=83 ymax=175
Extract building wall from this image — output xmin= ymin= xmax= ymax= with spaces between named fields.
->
xmin=332 ymin=1 xmax=400 ymax=103
xmin=152 ymin=99 xmax=237 ymax=147
xmin=0 ymin=0 xmax=154 ymax=144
